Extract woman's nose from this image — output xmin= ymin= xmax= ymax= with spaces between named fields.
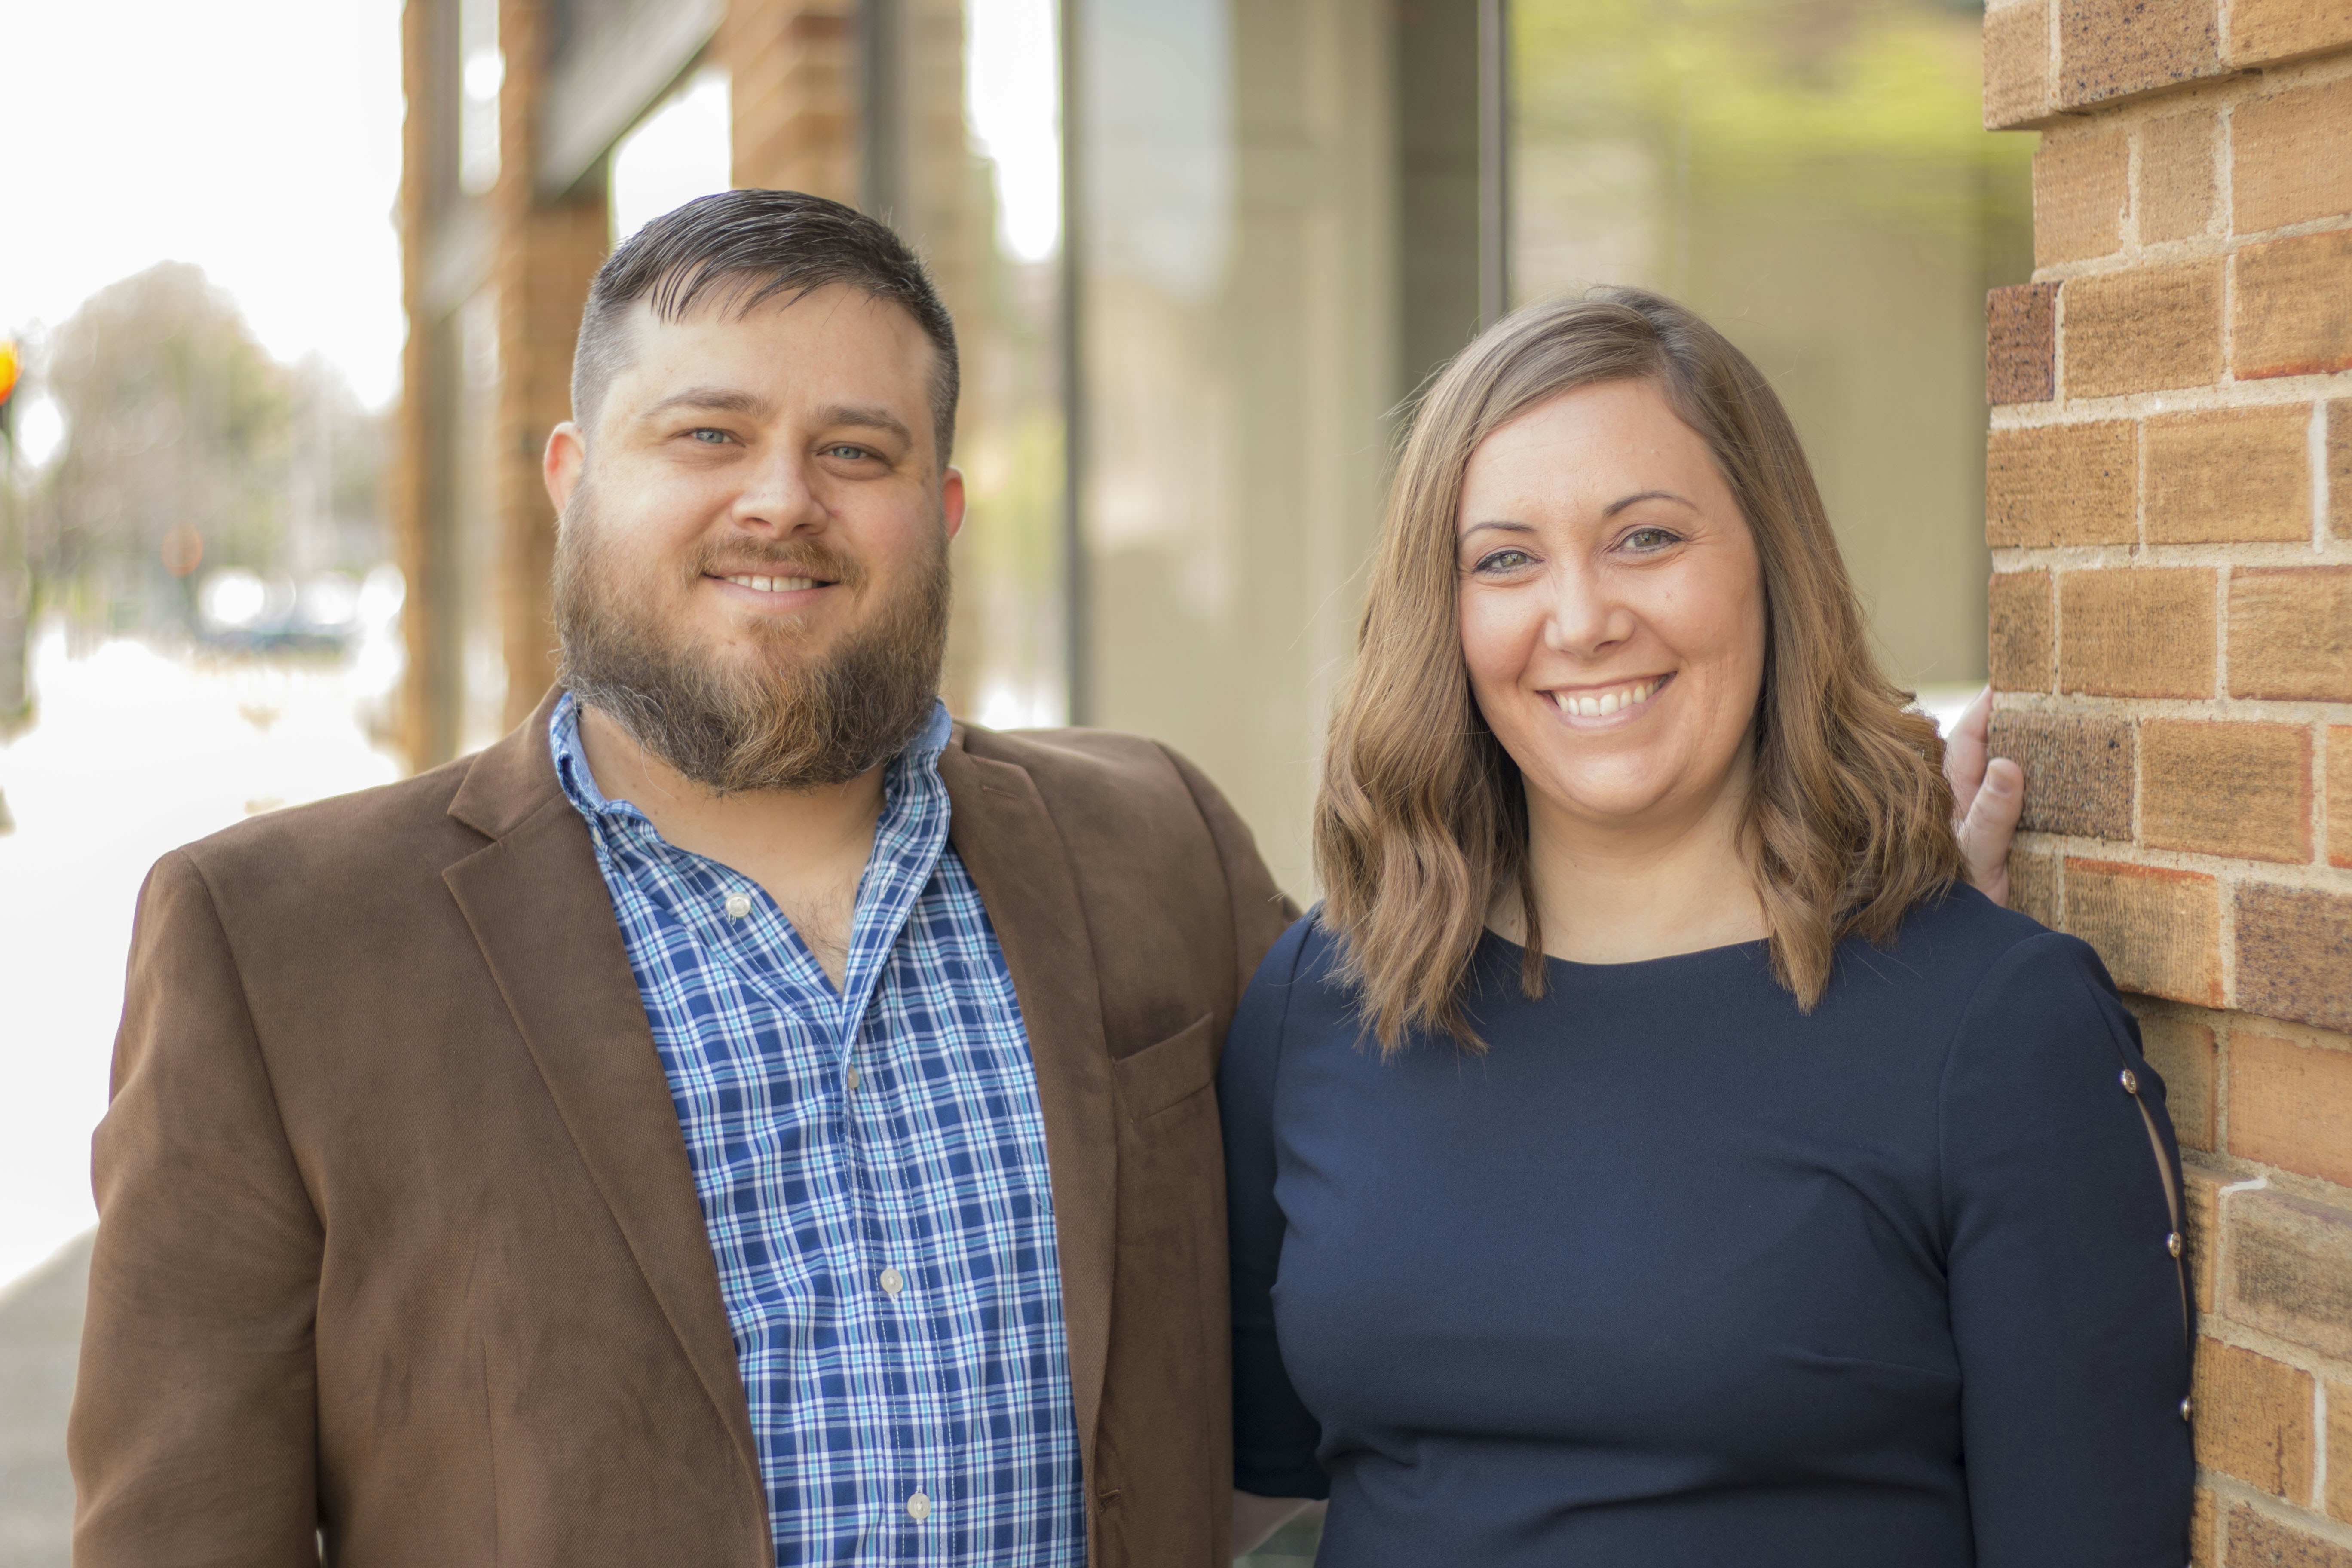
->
xmin=1540 ymin=564 xmax=1630 ymax=658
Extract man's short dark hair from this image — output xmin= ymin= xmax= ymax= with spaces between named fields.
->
xmin=571 ymin=189 xmax=960 ymax=462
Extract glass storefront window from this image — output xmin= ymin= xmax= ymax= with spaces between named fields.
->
xmin=1072 ymin=0 xmax=1395 ymax=893
xmin=1512 ymin=0 xmax=2034 ymax=690
xmin=937 ymin=0 xmax=1070 ymax=730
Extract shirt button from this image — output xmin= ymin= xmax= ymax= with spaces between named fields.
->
xmin=2167 ymin=1231 xmax=2183 ymax=1258
xmin=879 ymin=1266 xmax=904 ymax=1298
xmin=847 ymin=1062 xmax=862 ymax=1091
xmin=907 ymin=1490 xmax=932 ymax=1522
xmin=2120 ymin=1069 xmax=2140 ymax=1095
xmin=724 ymin=891 xmax=752 ymax=920
xmin=2180 ymin=1396 xmax=2194 ymax=1421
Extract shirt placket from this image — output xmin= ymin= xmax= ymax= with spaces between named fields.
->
xmin=634 ymin=824 xmax=864 ymax=1556
xmin=835 ymin=772 xmax=949 ymax=1555
xmin=569 ymin=709 xmax=964 ymax=1559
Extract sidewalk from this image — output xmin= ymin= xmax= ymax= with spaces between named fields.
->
xmin=0 ymin=1234 xmax=89 ymax=1568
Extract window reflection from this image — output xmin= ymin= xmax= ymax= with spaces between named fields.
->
xmin=1512 ymin=0 xmax=2034 ymax=688
xmin=893 ymin=0 xmax=1070 ymax=730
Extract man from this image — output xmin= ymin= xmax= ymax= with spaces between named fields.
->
xmin=71 ymin=190 xmax=2023 ymax=1565
xmin=71 ymin=192 xmax=1288 ymax=1566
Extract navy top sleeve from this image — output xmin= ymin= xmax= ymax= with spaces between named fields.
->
xmin=1941 ymin=934 xmax=2194 ymax=1566
xmin=1221 ymin=890 xmax=2193 ymax=1568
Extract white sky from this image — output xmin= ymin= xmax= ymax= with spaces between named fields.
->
xmin=610 ymin=70 xmax=735 ymax=245
xmin=0 ymin=0 xmax=407 ymax=408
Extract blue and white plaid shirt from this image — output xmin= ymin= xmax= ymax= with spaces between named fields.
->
xmin=552 ymin=694 xmax=1085 ymax=1566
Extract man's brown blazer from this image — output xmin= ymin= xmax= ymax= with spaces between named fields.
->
xmin=70 ymin=691 xmax=1295 ymax=1566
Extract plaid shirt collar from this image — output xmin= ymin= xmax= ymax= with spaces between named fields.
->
xmin=548 ymin=689 xmax=957 ymax=1036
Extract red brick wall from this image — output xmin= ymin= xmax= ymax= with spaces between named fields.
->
xmin=1985 ymin=0 xmax=2352 ymax=1557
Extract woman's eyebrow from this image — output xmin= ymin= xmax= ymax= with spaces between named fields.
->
xmin=1458 ymin=520 xmax=1538 ymax=541
xmin=1602 ymin=489 xmax=1695 ymax=518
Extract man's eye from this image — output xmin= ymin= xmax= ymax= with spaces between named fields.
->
xmin=824 ymin=444 xmax=873 ymax=460
xmin=687 ymin=428 xmax=730 ymax=444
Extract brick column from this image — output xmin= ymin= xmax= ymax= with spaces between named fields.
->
xmin=721 ymin=0 xmax=860 ymax=202
xmin=1984 ymin=2 xmax=2352 ymax=1559
xmin=496 ymin=0 xmax=609 ymax=727
xmin=394 ymin=0 xmax=456 ymax=770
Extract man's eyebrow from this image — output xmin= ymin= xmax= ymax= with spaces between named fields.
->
xmin=1602 ymin=489 xmax=1695 ymax=517
xmin=815 ymin=404 xmax=915 ymax=444
xmin=637 ymin=386 xmax=774 ymax=420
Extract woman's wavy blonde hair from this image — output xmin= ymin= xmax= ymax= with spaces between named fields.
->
xmin=1316 ymin=287 xmax=1963 ymax=1054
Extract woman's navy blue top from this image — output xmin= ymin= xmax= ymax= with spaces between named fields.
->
xmin=1221 ymin=887 xmax=2194 ymax=1567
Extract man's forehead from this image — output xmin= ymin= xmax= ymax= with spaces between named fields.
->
xmin=612 ymin=285 xmax=934 ymax=405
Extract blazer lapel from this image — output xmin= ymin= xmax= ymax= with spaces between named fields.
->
xmin=938 ymin=734 xmax=1117 ymax=1481
xmin=440 ymin=696 xmax=761 ymax=1494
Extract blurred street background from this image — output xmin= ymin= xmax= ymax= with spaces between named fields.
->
xmin=0 ymin=0 xmax=2018 ymax=1560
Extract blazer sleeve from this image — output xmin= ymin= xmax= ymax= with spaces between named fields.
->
xmin=70 ymin=851 xmax=325 ymax=1566
xmin=1219 ymin=916 xmax=1330 ymax=1500
xmin=1939 ymin=931 xmax=2195 ymax=1568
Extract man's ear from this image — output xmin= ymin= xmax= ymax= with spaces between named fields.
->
xmin=941 ymin=466 xmax=968 ymax=541
xmin=545 ymin=423 xmax=586 ymax=515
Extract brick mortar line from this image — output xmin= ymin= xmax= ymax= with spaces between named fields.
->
xmin=2025 ymin=205 xmax=2352 ymax=288
xmin=1991 ymin=380 xmax=2352 ymax=428
xmin=2183 ymin=1151 xmax=2352 ymax=1209
xmin=2216 ymin=84 xmax=2242 ymax=273
xmin=2166 ymin=1001 xmax=2350 ymax=1058
xmin=2018 ymin=46 xmax=2352 ymax=143
xmin=1988 ymin=692 xmax=2352 ymax=725
xmin=2123 ymin=110 xmax=2146 ymax=254
xmin=2196 ymin=1311 xmax=2352 ymax=1398
xmin=2050 ymin=254 xmax=2070 ymax=401
xmin=2009 ymin=828 xmax=2351 ymax=891
xmin=1989 ymin=541 xmax=2352 ymax=568
xmin=2216 ymin=562 xmax=2241 ymax=999
xmin=2201 ymin=1470 xmax=2352 ymax=1550
xmin=2319 ymin=1381 xmax=2333 ymax=1528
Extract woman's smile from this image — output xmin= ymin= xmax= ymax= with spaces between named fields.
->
xmin=1543 ymin=671 xmax=1672 ymax=726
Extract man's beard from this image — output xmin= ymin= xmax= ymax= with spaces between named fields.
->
xmin=551 ymin=482 xmax=952 ymax=794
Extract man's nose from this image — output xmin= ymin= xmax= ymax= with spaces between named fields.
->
xmin=730 ymin=448 xmax=828 ymax=534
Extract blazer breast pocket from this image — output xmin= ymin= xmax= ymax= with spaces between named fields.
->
xmin=1111 ymin=1014 xmax=1218 ymax=1126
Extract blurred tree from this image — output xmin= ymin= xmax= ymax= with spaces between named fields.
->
xmin=26 ymin=263 xmax=385 ymax=646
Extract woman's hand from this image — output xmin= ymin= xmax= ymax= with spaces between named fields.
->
xmin=1944 ymin=686 xmax=2024 ymax=907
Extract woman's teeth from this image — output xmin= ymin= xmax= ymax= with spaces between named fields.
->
xmin=724 ymin=575 xmax=819 ymax=592
xmin=1551 ymin=677 xmax=1663 ymax=718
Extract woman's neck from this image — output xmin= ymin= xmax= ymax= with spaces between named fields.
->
xmin=1494 ymin=754 xmax=1771 ymax=966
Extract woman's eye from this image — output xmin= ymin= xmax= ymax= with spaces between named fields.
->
xmin=1622 ymin=526 xmax=1681 ymax=552
xmin=1472 ymin=548 xmax=1534 ymax=574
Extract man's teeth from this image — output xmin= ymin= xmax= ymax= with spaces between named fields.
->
xmin=724 ymin=575 xmax=820 ymax=592
xmin=1551 ymin=677 xmax=1663 ymax=718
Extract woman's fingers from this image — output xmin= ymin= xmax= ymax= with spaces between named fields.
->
xmin=1958 ymin=757 xmax=2024 ymax=908
xmin=1944 ymin=685 xmax=1992 ymax=818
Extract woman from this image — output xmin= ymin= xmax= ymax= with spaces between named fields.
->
xmin=1222 ymin=290 xmax=2192 ymax=1566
